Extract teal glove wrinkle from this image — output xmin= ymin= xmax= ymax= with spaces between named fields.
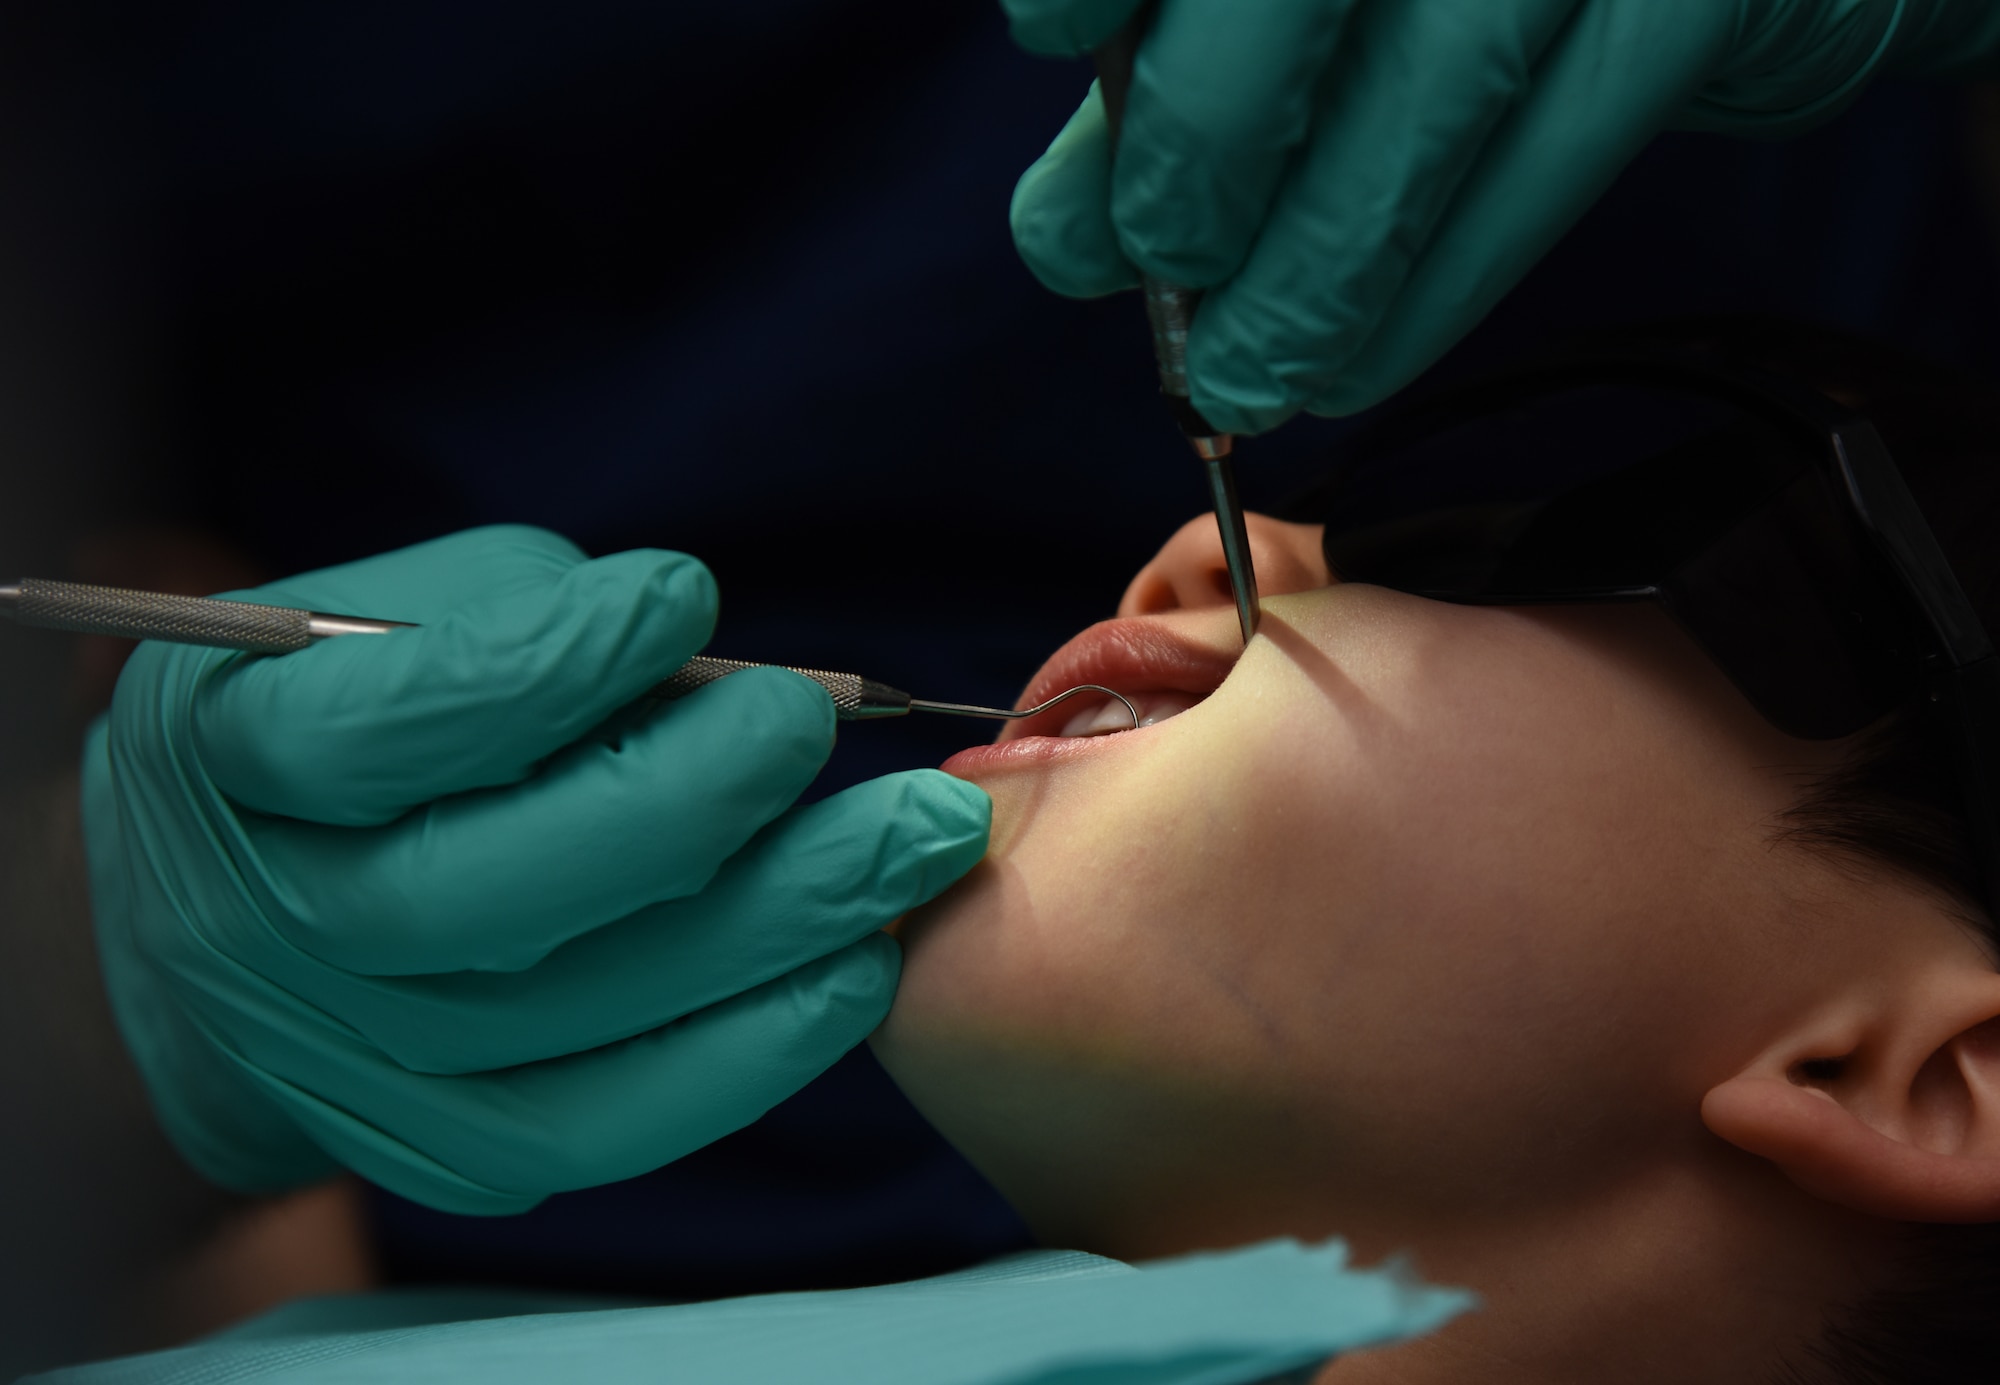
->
xmin=1885 ymin=0 xmax=2000 ymax=77
xmin=1111 ymin=0 xmax=1357 ymax=290
xmin=1004 ymin=0 xmax=2000 ymax=432
xmin=1685 ymin=0 xmax=1906 ymax=132
xmin=84 ymin=718 xmax=339 ymax=1193
xmin=80 ymin=525 xmax=993 ymax=1214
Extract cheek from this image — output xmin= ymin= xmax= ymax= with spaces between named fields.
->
xmin=1191 ymin=601 xmax=1756 ymax=1080
xmin=887 ymin=593 xmax=1789 ymax=1126
xmin=1228 ymin=601 xmax=1797 ymax=1106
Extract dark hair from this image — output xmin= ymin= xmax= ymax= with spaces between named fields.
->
xmin=1648 ymin=318 xmax=2000 ymax=1385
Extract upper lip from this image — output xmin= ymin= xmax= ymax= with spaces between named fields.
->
xmin=996 ymin=616 xmax=1243 ymax=742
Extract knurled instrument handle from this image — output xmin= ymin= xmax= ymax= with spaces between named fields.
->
xmin=2 ymin=578 xmax=913 ymax=720
xmin=13 ymin=578 xmax=320 ymax=652
xmin=647 ymin=656 xmax=911 ymax=720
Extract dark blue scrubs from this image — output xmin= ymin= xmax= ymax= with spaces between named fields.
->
xmin=27 ymin=0 xmax=2000 ymax=1301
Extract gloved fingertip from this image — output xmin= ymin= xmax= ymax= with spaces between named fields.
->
xmin=1004 ymin=20 xmax=1088 ymax=58
xmin=1010 ymin=93 xmax=1139 ymax=300
xmin=870 ymin=770 xmax=991 ymax=903
xmin=540 ymin=550 xmax=722 ymax=689
xmin=823 ymin=931 xmax=903 ymax=1016
xmin=590 ymin=546 xmax=718 ymax=624
xmin=758 ymin=935 xmax=902 ymax=1058
xmin=1011 ymin=172 xmax=1139 ymax=300
xmin=903 ymin=769 xmax=993 ymax=850
xmin=1002 ymin=0 xmax=1145 ymax=57
xmin=648 ymin=548 xmax=720 ymax=631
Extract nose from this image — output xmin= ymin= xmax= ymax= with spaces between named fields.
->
xmin=1118 ymin=512 xmax=1332 ymax=618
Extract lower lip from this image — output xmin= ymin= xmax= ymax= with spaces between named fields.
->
xmin=941 ymin=730 xmax=1132 ymax=777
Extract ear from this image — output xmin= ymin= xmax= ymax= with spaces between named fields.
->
xmin=1118 ymin=513 xmax=1329 ymax=618
xmin=1703 ymin=967 xmax=2000 ymax=1223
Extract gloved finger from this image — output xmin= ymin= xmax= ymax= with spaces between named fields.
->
xmin=222 ymin=935 xmax=903 ymax=1214
xmin=1010 ymin=85 xmax=1139 ymax=299
xmin=1109 ymin=0 xmax=1358 ymax=287
xmin=1002 ymin=0 xmax=1149 ymax=58
xmin=1183 ymin=0 xmax=1586 ymax=436
xmin=260 ymin=771 xmax=988 ymax=1074
xmin=193 ymin=546 xmax=720 ymax=827
xmin=1303 ymin=0 xmax=1739 ymax=413
xmin=248 ymin=525 xmax=588 ymax=624
xmin=232 ymin=667 xmax=837 ymax=975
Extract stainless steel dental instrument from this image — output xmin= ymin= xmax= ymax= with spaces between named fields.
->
xmin=1093 ymin=7 xmax=1262 ymax=646
xmin=0 ymin=577 xmax=1138 ymax=728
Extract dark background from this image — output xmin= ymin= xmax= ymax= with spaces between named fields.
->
xmin=3 ymin=0 xmax=1997 ymax=1317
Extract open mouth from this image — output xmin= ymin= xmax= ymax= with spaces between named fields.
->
xmin=995 ymin=617 xmax=1242 ymax=744
xmin=1052 ymin=687 xmax=1205 ymax=738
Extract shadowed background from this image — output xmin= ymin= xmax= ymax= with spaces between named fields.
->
xmin=2 ymin=1 xmax=1997 ymax=1373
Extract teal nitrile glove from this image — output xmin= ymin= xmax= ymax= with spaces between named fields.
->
xmin=1005 ymin=0 xmax=2000 ymax=431
xmin=80 ymin=525 xmax=990 ymax=1215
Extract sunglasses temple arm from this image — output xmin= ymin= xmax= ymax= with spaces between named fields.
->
xmin=1935 ymin=657 xmax=2000 ymax=922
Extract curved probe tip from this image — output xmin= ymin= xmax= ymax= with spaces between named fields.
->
xmin=907 ymin=684 xmax=1140 ymax=728
xmin=1019 ymin=684 xmax=1139 ymax=729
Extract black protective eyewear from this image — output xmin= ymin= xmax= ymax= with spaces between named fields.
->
xmin=1283 ymin=344 xmax=2000 ymax=915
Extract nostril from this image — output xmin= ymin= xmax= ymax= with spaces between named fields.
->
xmin=1208 ymin=568 xmax=1234 ymax=602
xmin=1790 ymin=1056 xmax=1847 ymax=1086
xmin=1117 ymin=569 xmax=1177 ymax=617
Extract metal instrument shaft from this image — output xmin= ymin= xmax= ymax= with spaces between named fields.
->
xmin=1093 ymin=6 xmax=1262 ymax=645
xmin=0 ymin=577 xmax=1136 ymax=728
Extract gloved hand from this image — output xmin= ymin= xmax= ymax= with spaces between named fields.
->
xmin=1004 ymin=0 xmax=2000 ymax=431
xmin=81 ymin=525 xmax=990 ymax=1215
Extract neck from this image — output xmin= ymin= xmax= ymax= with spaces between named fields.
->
xmin=1313 ymin=1147 xmax=1889 ymax=1385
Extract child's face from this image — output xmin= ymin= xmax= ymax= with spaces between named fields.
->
xmin=872 ymin=514 xmax=1872 ymax=1262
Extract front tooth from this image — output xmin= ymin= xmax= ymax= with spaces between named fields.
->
xmin=1059 ymin=703 xmax=1100 ymax=737
xmin=1060 ymin=699 xmax=1141 ymax=737
xmin=1137 ymin=691 xmax=1201 ymax=727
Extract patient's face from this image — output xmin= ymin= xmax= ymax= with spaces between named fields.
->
xmin=872 ymin=514 xmax=1852 ymax=1263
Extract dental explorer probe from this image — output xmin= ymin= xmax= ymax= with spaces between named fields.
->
xmin=0 ymin=578 xmax=1138 ymax=728
xmin=1092 ymin=6 xmax=1261 ymax=646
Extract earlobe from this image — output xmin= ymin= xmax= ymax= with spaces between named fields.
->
xmin=1703 ymin=1076 xmax=2000 ymax=1222
xmin=1704 ymin=986 xmax=2000 ymax=1225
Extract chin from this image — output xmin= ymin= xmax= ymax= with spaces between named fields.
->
xmin=878 ymin=855 xmax=1016 ymax=1047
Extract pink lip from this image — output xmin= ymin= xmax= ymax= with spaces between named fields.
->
xmin=940 ymin=728 xmax=1132 ymax=777
xmin=940 ymin=616 xmax=1240 ymax=779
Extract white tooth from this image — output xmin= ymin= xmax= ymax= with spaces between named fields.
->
xmin=1055 ymin=691 xmax=1207 ymax=737
xmin=1058 ymin=703 xmax=1101 ymax=737
xmin=1089 ymin=700 xmax=1144 ymax=735
xmin=1060 ymin=699 xmax=1141 ymax=738
xmin=1137 ymin=691 xmax=1201 ymax=727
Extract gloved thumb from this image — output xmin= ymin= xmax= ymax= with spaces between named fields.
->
xmin=1011 ymin=86 xmax=1139 ymax=300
